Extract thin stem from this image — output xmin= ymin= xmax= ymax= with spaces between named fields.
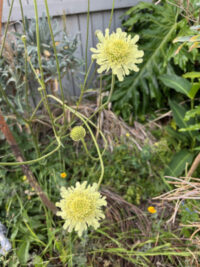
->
xmin=108 ymin=0 xmax=115 ymax=29
xmin=0 ymin=140 xmax=61 ymax=166
xmin=96 ymin=74 xmax=103 ymax=138
xmin=33 ymin=0 xmax=58 ymax=138
xmin=19 ymin=0 xmax=30 ymax=115
xmin=48 ymin=95 xmax=105 ymax=188
xmin=81 ymin=139 xmax=99 ymax=161
xmin=0 ymin=0 xmax=15 ymax=57
xmin=88 ymin=74 xmax=115 ymax=122
xmin=77 ymin=60 xmax=94 ymax=108
xmin=44 ymin=0 xmax=66 ymax=122
xmin=85 ymin=0 xmax=90 ymax=72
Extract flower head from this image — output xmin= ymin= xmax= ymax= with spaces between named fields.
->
xmin=22 ymin=175 xmax=27 ymax=181
xmin=60 ymin=172 xmax=67 ymax=179
xmin=56 ymin=181 xmax=107 ymax=237
xmin=70 ymin=126 xmax=86 ymax=141
xmin=147 ymin=206 xmax=157 ymax=214
xmin=91 ymin=28 xmax=144 ymax=81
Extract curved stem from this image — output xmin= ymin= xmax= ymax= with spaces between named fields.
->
xmin=81 ymin=138 xmax=99 ymax=161
xmin=0 ymin=140 xmax=61 ymax=166
xmin=48 ymin=95 xmax=104 ymax=188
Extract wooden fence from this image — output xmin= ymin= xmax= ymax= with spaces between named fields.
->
xmin=2 ymin=0 xmax=151 ymax=96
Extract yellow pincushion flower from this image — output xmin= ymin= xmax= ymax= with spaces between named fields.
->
xmin=56 ymin=181 xmax=107 ymax=237
xmin=70 ymin=126 xmax=86 ymax=141
xmin=91 ymin=28 xmax=144 ymax=81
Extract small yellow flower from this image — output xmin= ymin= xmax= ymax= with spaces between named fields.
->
xmin=70 ymin=126 xmax=86 ymax=141
xmin=56 ymin=181 xmax=107 ymax=237
xmin=60 ymin=172 xmax=67 ymax=179
xmin=148 ymin=206 xmax=157 ymax=214
xmin=91 ymin=28 xmax=144 ymax=81
xmin=22 ymin=175 xmax=27 ymax=181
xmin=126 ymin=133 xmax=130 ymax=137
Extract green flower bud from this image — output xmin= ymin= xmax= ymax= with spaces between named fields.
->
xmin=70 ymin=126 xmax=86 ymax=141
xmin=21 ymin=35 xmax=27 ymax=42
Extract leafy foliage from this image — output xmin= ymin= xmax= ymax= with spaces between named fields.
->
xmin=0 ymin=15 xmax=80 ymax=116
xmin=109 ymin=0 xmax=199 ymax=121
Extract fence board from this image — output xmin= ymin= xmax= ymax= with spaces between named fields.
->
xmin=2 ymin=0 xmax=151 ymax=96
xmin=2 ymin=0 xmax=148 ymax=23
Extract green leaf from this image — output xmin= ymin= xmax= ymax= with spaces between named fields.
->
xmin=165 ymin=150 xmax=194 ymax=176
xmin=159 ymin=74 xmax=191 ymax=98
xmin=169 ymin=99 xmax=196 ymax=140
xmin=184 ymin=106 xmax=200 ymax=121
xmin=188 ymin=82 xmax=200 ymax=99
xmin=180 ymin=123 xmax=200 ymax=131
xmin=183 ymin=71 xmax=200 ymax=79
xmin=17 ymin=241 xmax=30 ymax=265
xmin=33 ymin=255 xmax=47 ymax=267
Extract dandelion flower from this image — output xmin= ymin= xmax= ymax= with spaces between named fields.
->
xmin=70 ymin=126 xmax=86 ymax=141
xmin=60 ymin=172 xmax=67 ymax=179
xmin=56 ymin=181 xmax=107 ymax=237
xmin=91 ymin=28 xmax=144 ymax=81
xmin=148 ymin=206 xmax=157 ymax=214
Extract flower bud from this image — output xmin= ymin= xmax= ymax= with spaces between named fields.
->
xmin=70 ymin=126 xmax=86 ymax=141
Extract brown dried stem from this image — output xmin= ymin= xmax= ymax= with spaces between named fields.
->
xmin=0 ymin=109 xmax=57 ymax=214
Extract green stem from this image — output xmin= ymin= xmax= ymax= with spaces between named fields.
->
xmin=48 ymin=95 xmax=104 ymax=188
xmin=0 ymin=0 xmax=15 ymax=57
xmin=108 ymin=0 xmax=115 ymax=29
xmin=44 ymin=0 xmax=66 ymax=123
xmin=33 ymin=0 xmax=58 ymax=138
xmin=0 ymin=138 xmax=61 ymax=166
xmin=77 ymin=60 xmax=94 ymax=108
xmin=85 ymin=0 xmax=90 ymax=72
xmin=19 ymin=0 xmax=30 ymax=115
xmin=88 ymin=74 xmax=115 ymax=122
xmin=81 ymin=138 xmax=99 ymax=161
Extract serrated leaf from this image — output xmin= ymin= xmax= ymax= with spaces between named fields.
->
xmin=184 ymin=106 xmax=200 ymax=121
xmin=159 ymin=74 xmax=191 ymax=98
xmin=180 ymin=123 xmax=200 ymax=131
xmin=183 ymin=72 xmax=200 ymax=79
xmin=165 ymin=150 xmax=194 ymax=176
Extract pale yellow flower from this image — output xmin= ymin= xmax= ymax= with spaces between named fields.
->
xmin=70 ymin=126 xmax=86 ymax=141
xmin=56 ymin=181 xmax=107 ymax=237
xmin=91 ymin=28 xmax=144 ymax=81
xmin=126 ymin=133 xmax=130 ymax=137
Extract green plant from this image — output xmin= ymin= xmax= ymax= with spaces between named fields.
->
xmin=107 ymin=0 xmax=199 ymax=122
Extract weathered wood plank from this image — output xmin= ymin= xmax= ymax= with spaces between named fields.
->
xmin=2 ymin=0 xmax=151 ymax=23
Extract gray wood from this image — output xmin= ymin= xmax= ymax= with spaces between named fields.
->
xmin=2 ymin=0 xmax=150 ymax=96
xmin=2 ymin=0 xmax=152 ymax=22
